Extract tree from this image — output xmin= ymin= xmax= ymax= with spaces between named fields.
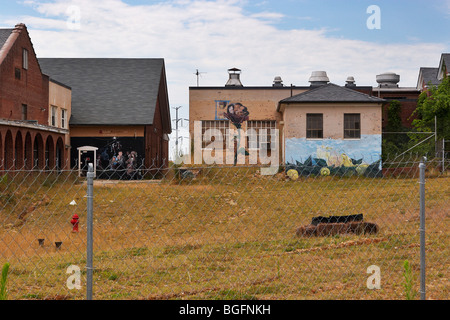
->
xmin=382 ymin=100 xmax=409 ymax=160
xmin=410 ymin=75 xmax=450 ymax=155
xmin=413 ymin=75 xmax=450 ymax=138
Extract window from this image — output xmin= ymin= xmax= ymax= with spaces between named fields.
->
xmin=306 ymin=114 xmax=323 ymax=139
xmin=51 ymin=106 xmax=57 ymax=126
xmin=344 ymin=114 xmax=361 ymax=139
xmin=15 ymin=67 xmax=21 ymax=79
xmin=22 ymin=104 xmax=27 ymax=120
xmin=61 ymin=109 xmax=67 ymax=128
xmin=23 ymin=49 xmax=28 ymax=69
xmin=201 ymin=120 xmax=229 ymax=149
xmin=247 ymin=120 xmax=277 ymax=150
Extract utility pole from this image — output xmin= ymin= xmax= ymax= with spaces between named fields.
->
xmin=172 ymin=106 xmax=189 ymax=158
xmin=194 ymin=69 xmax=206 ymax=87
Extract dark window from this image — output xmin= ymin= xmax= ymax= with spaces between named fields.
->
xmin=344 ymin=114 xmax=361 ymax=139
xmin=306 ymin=114 xmax=323 ymax=139
xmin=15 ymin=67 xmax=21 ymax=79
xmin=61 ymin=109 xmax=66 ymax=128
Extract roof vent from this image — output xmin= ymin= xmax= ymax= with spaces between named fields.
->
xmin=345 ymin=76 xmax=356 ymax=87
xmin=225 ymin=67 xmax=243 ymax=87
xmin=309 ymin=71 xmax=329 ymax=87
xmin=376 ymin=72 xmax=400 ymax=88
xmin=273 ymin=76 xmax=283 ymax=87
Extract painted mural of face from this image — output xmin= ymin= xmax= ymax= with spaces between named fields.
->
xmin=234 ymin=103 xmax=245 ymax=117
xmin=234 ymin=103 xmax=249 ymax=120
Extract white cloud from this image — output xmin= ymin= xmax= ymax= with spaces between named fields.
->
xmin=5 ymin=0 xmax=447 ymax=124
xmin=4 ymin=0 xmax=447 ymax=160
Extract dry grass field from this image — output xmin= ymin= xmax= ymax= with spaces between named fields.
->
xmin=0 ymin=165 xmax=448 ymax=300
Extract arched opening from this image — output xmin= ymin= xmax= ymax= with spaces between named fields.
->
xmin=15 ymin=131 xmax=24 ymax=169
xmin=24 ymin=132 xmax=32 ymax=170
xmin=56 ymin=137 xmax=64 ymax=170
xmin=4 ymin=130 xmax=14 ymax=170
xmin=33 ymin=134 xmax=44 ymax=169
xmin=45 ymin=135 xmax=55 ymax=169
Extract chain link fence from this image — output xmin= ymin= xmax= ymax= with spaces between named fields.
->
xmin=0 ymin=155 xmax=448 ymax=300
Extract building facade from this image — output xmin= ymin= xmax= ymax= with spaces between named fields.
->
xmin=189 ymin=69 xmax=385 ymax=172
xmin=39 ymin=58 xmax=172 ymax=177
xmin=278 ymin=82 xmax=385 ymax=177
xmin=0 ymin=23 xmax=70 ymax=170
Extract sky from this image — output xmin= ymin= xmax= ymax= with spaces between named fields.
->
xmin=1 ymin=0 xmax=449 ymax=156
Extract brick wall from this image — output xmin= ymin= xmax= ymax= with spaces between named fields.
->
xmin=377 ymin=91 xmax=420 ymax=129
xmin=0 ymin=24 xmax=49 ymax=124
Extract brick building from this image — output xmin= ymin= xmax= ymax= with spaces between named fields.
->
xmin=371 ymin=72 xmax=421 ymax=129
xmin=189 ymin=69 xmax=385 ymax=171
xmin=0 ymin=23 xmax=70 ymax=170
xmin=39 ymin=58 xmax=172 ymax=176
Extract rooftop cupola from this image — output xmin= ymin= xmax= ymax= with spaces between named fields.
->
xmin=225 ymin=67 xmax=243 ymax=87
xmin=309 ymin=71 xmax=329 ymax=87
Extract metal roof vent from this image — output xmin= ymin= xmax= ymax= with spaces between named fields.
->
xmin=309 ymin=71 xmax=329 ymax=87
xmin=273 ymin=76 xmax=283 ymax=87
xmin=225 ymin=67 xmax=243 ymax=87
xmin=376 ymin=72 xmax=400 ymax=88
xmin=345 ymin=76 xmax=356 ymax=87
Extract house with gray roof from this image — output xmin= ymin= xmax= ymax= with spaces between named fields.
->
xmin=278 ymin=81 xmax=385 ymax=176
xmin=417 ymin=53 xmax=449 ymax=91
xmin=437 ymin=53 xmax=450 ymax=81
xmin=417 ymin=67 xmax=440 ymax=90
xmin=39 ymin=58 xmax=172 ymax=177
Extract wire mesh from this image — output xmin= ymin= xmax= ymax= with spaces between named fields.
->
xmin=0 ymin=155 xmax=448 ymax=300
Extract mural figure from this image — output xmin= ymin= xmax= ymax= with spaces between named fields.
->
xmin=223 ymin=103 xmax=249 ymax=129
xmin=222 ymin=102 xmax=250 ymax=165
xmin=95 ymin=138 xmax=142 ymax=180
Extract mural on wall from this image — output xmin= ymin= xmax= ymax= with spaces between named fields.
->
xmin=222 ymin=102 xmax=250 ymax=129
xmin=215 ymin=100 xmax=230 ymax=120
xmin=98 ymin=139 xmax=142 ymax=179
xmin=72 ymin=137 xmax=143 ymax=179
xmin=285 ymin=134 xmax=383 ymax=178
xmin=214 ymin=100 xmax=250 ymax=165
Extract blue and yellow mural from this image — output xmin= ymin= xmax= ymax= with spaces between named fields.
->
xmin=285 ymin=134 xmax=383 ymax=178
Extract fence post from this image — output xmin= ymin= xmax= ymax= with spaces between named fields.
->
xmin=86 ymin=163 xmax=94 ymax=300
xmin=419 ymin=158 xmax=426 ymax=300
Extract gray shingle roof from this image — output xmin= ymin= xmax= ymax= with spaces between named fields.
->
xmin=280 ymin=83 xmax=385 ymax=103
xmin=38 ymin=58 xmax=166 ymax=126
xmin=417 ymin=67 xmax=440 ymax=88
xmin=0 ymin=28 xmax=13 ymax=51
xmin=441 ymin=53 xmax=450 ymax=67
xmin=439 ymin=53 xmax=450 ymax=78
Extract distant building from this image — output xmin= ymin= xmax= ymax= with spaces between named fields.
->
xmin=437 ymin=53 xmax=450 ymax=81
xmin=189 ymin=68 xmax=386 ymax=172
xmin=417 ymin=53 xmax=449 ymax=91
xmin=0 ymin=23 xmax=70 ymax=170
xmin=278 ymin=81 xmax=385 ymax=170
xmin=39 ymin=58 xmax=172 ymax=174
xmin=372 ymin=72 xmax=420 ymax=129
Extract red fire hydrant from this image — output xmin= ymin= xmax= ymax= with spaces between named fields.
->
xmin=71 ymin=214 xmax=79 ymax=232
